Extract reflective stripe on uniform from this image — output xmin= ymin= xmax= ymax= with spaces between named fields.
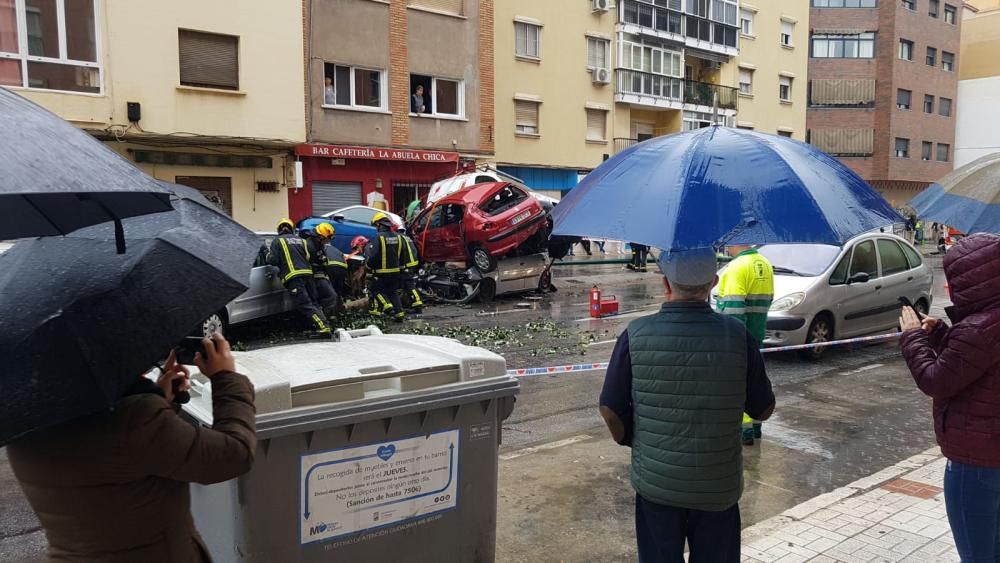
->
xmin=375 ymin=237 xmax=401 ymax=274
xmin=279 ymin=238 xmax=313 ymax=282
xmin=327 ymin=260 xmax=348 ymax=269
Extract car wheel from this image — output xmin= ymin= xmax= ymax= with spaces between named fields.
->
xmin=472 ymin=246 xmax=497 ymax=273
xmin=479 ymin=278 xmax=497 ymax=303
xmin=537 ymin=267 xmax=553 ymax=293
xmin=799 ymin=313 xmax=833 ymax=361
xmin=198 ymin=312 xmax=228 ymax=338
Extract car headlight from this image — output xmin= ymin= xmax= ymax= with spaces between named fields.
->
xmin=770 ymin=292 xmax=806 ymax=312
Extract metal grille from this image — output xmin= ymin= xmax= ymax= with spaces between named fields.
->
xmin=312 ymin=182 xmax=362 ymax=215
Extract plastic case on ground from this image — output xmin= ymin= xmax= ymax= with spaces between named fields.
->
xmin=183 ymin=327 xmax=519 ymax=562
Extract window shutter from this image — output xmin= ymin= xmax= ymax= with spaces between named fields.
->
xmin=178 ymin=30 xmax=239 ymax=90
xmin=809 ymin=79 xmax=875 ymax=105
xmin=586 ymin=109 xmax=606 ymax=141
xmin=515 ymin=100 xmax=539 ymax=130
xmin=781 ymin=21 xmax=793 ymax=36
xmin=808 ymin=128 xmax=873 ymax=156
xmin=408 ymin=0 xmax=463 ymax=15
xmin=739 ymin=68 xmax=752 ymax=84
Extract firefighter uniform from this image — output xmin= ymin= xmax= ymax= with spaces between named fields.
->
xmin=398 ymin=233 xmax=424 ymax=313
xmin=716 ymin=247 xmax=774 ymax=445
xmin=267 ymin=223 xmax=331 ymax=335
xmin=324 ymin=244 xmax=351 ymax=300
xmin=306 ymin=235 xmax=338 ymax=314
xmin=364 ymin=218 xmax=405 ymax=320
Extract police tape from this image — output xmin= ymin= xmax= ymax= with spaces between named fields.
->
xmin=505 ymin=332 xmax=901 ymax=377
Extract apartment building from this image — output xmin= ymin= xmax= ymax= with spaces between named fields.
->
xmin=294 ymin=0 xmax=494 ymax=219
xmin=733 ymin=2 xmax=809 ymax=139
xmin=806 ymin=0 xmax=962 ymax=206
xmin=0 ymin=0 xmax=305 ymax=231
xmin=493 ymin=0 xmax=616 ymax=197
xmin=954 ymin=0 xmax=1000 ymax=167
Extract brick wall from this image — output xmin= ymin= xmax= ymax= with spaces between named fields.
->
xmin=390 ymin=0 xmax=410 ymax=146
xmin=478 ymin=0 xmax=495 ymax=154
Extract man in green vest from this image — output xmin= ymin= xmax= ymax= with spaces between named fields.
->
xmin=600 ymin=248 xmax=775 ymax=562
xmin=717 ymin=244 xmax=774 ymax=446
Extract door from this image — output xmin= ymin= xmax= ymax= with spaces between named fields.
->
xmin=874 ymin=238 xmax=914 ymax=329
xmin=312 ymin=181 xmax=362 ymax=215
xmin=175 ymin=176 xmax=233 ymax=216
xmin=420 ymin=204 xmax=465 ymax=262
xmin=631 ymin=121 xmax=655 ymax=142
xmin=229 ymin=236 xmax=291 ymax=324
xmin=836 ymin=239 xmax=884 ymax=337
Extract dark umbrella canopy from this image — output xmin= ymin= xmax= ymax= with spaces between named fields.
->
xmin=0 ymin=184 xmax=259 ymax=446
xmin=552 ymin=126 xmax=901 ymax=250
xmin=910 ymin=152 xmax=1000 ymax=234
xmin=0 ymin=87 xmax=172 ymax=244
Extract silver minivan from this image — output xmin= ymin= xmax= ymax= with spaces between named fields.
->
xmin=715 ymin=233 xmax=933 ymax=359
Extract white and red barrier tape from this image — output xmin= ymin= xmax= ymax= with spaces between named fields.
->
xmin=505 ymin=332 xmax=901 ymax=377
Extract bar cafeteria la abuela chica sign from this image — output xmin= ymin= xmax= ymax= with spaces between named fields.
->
xmin=295 ymin=144 xmax=460 ymax=163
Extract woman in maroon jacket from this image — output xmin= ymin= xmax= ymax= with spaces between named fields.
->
xmin=900 ymin=233 xmax=1000 ymax=561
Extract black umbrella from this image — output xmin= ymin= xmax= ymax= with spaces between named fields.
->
xmin=0 ymin=88 xmax=172 ymax=251
xmin=0 ymin=183 xmax=259 ymax=446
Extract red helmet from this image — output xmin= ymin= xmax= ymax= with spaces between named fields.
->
xmin=351 ymin=235 xmax=369 ymax=249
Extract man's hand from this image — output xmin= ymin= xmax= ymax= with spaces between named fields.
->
xmin=921 ymin=316 xmax=939 ymax=332
xmin=899 ymin=306 xmax=924 ymax=332
xmin=157 ymin=350 xmax=191 ymax=402
xmin=194 ymin=333 xmax=236 ymax=378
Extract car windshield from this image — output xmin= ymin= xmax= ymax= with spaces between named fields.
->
xmin=756 ymin=244 xmax=842 ymax=277
xmin=335 ymin=207 xmax=375 ymax=224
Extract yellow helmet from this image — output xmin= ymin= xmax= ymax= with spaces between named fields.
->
xmin=371 ymin=211 xmax=390 ymax=226
xmin=277 ymin=218 xmax=295 ymax=233
xmin=315 ymin=222 xmax=335 ymax=238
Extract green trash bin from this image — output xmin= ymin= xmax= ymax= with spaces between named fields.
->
xmin=183 ymin=327 xmax=518 ymax=562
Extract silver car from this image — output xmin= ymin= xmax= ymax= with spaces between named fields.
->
xmin=715 ymin=233 xmax=933 ymax=359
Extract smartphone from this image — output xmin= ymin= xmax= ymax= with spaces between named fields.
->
xmin=175 ymin=336 xmax=205 ymax=366
xmin=898 ymin=296 xmax=925 ymax=318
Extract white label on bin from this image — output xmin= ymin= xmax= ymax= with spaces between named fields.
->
xmin=299 ymin=429 xmax=460 ymax=545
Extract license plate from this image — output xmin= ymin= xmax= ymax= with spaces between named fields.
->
xmin=511 ymin=210 xmax=531 ymax=225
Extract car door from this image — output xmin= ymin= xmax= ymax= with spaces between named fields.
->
xmin=835 ymin=239 xmax=885 ymax=337
xmin=874 ymin=238 xmax=914 ymax=329
xmin=413 ymin=206 xmax=446 ymax=262
xmin=229 ymin=236 xmax=290 ymax=324
xmin=437 ymin=204 xmax=467 ymax=261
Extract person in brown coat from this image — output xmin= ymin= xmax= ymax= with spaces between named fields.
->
xmin=7 ymin=333 xmax=256 ymax=562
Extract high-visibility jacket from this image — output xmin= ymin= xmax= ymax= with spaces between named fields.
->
xmin=399 ymin=234 xmax=420 ymax=270
xmin=364 ymin=230 xmax=403 ymax=276
xmin=305 ymin=236 xmax=330 ymax=280
xmin=267 ymin=234 xmax=313 ymax=283
xmin=716 ymin=249 xmax=774 ymax=343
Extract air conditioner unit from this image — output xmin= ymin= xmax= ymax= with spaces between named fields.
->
xmin=592 ymin=0 xmax=610 ymax=12
xmin=592 ymin=67 xmax=611 ymax=84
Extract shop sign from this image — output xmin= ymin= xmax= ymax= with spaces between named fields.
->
xmin=296 ymin=144 xmax=459 ymax=163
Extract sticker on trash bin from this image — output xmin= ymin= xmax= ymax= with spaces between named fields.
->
xmin=300 ymin=429 xmax=460 ymax=544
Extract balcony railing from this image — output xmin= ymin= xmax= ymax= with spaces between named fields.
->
xmin=619 ymin=0 xmax=738 ymax=51
xmin=614 ymin=138 xmax=639 ymax=153
xmin=616 ymin=69 xmax=738 ymax=111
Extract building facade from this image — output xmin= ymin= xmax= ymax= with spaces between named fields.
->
xmin=293 ymin=0 xmax=494 ymax=220
xmin=492 ymin=0 xmax=616 ymax=198
xmin=0 ymin=0 xmax=305 ymax=231
xmin=732 ymin=2 xmax=809 ymax=139
xmin=806 ymin=0 xmax=962 ymax=206
xmin=954 ymin=0 xmax=1000 ymax=167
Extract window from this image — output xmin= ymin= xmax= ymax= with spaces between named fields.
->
xmin=929 ymin=0 xmax=939 ymax=17
xmin=515 ymin=99 xmax=539 ymax=135
xmin=921 ymin=141 xmax=933 ymax=160
xmin=688 ymin=0 xmax=709 ymax=17
xmin=849 ymin=240 xmax=879 ymax=279
xmin=740 ymin=9 xmax=753 ymax=35
xmin=779 ymin=76 xmax=792 ymax=101
xmin=877 ymin=239 xmax=910 ymax=276
xmin=937 ymin=143 xmax=950 ymax=162
xmin=898 ymin=39 xmax=913 ymax=60
xmin=586 ymin=37 xmax=609 ymax=70
xmin=586 ymin=108 xmax=607 ymax=142
xmin=942 ymin=51 xmax=954 ymax=71
xmin=896 ymin=89 xmax=911 ymax=110
xmin=711 ymin=0 xmax=738 ymax=25
xmin=0 ymin=0 xmax=101 ymax=93
xmin=829 ymin=254 xmax=850 ymax=285
xmin=739 ymin=68 xmax=753 ymax=95
xmin=944 ymin=4 xmax=956 ymax=23
xmin=410 ymin=74 xmax=463 ymax=117
xmin=895 ymin=137 xmax=910 ymax=158
xmin=323 ymin=63 xmax=385 ymax=110
xmin=481 ymin=185 xmax=529 ymax=216
xmin=926 ymin=46 xmax=937 ymax=66
xmin=939 ymin=97 xmax=952 ymax=116
xmin=811 ymin=32 xmax=876 ymax=58
xmin=515 ymin=21 xmax=540 ymax=59
xmin=902 ymin=0 xmax=915 ymax=10
xmin=407 ymin=0 xmax=463 ymax=15
xmin=179 ymin=30 xmax=239 ymax=90
xmin=924 ymin=94 xmax=934 ymax=113
xmin=781 ymin=21 xmax=794 ymax=46
xmin=902 ymin=243 xmax=923 ymax=268
xmin=778 ymin=130 xmax=793 ymax=138
xmin=811 ymin=0 xmax=877 ymax=6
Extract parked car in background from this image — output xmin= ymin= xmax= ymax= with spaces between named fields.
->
xmin=714 ymin=233 xmax=933 ymax=359
xmin=297 ymin=206 xmax=404 ymax=253
xmin=410 ymin=182 xmax=549 ymax=272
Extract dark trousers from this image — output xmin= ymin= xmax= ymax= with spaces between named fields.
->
xmin=945 ymin=459 xmax=1000 ymax=561
xmin=284 ymin=276 xmax=330 ymax=333
xmin=314 ymin=277 xmax=338 ymax=309
xmin=370 ymin=274 xmax=404 ymax=317
xmin=631 ymin=244 xmax=649 ymax=269
xmin=400 ymin=270 xmax=424 ymax=310
xmin=635 ymin=494 xmax=740 ymax=563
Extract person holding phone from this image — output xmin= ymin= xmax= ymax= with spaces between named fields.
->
xmin=8 ymin=333 xmax=257 ymax=562
xmin=899 ymin=233 xmax=1000 ymax=561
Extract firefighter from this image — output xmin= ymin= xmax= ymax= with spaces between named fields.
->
xmin=306 ymin=222 xmax=339 ymax=316
xmin=716 ymin=244 xmax=774 ymax=446
xmin=323 ymin=235 xmax=351 ymax=306
xmin=268 ymin=218 xmax=331 ymax=336
xmin=398 ymin=231 xmax=424 ymax=314
xmin=364 ymin=212 xmax=405 ymax=321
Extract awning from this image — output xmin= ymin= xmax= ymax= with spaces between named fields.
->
xmin=812 ymin=27 xmax=870 ymax=35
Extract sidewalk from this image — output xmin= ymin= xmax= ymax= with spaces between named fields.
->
xmin=741 ymin=447 xmax=957 ymax=562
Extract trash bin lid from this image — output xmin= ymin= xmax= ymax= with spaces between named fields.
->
xmin=183 ymin=334 xmax=507 ymax=422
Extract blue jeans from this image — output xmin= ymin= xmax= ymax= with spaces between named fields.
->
xmin=945 ymin=459 xmax=1000 ymax=562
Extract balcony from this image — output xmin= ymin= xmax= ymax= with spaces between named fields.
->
xmin=615 ymin=69 xmax=738 ymax=112
xmin=618 ymin=0 xmax=738 ymax=58
xmin=614 ymin=138 xmax=639 ymax=153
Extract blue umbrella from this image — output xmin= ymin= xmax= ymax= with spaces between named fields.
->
xmin=910 ymin=152 xmax=1000 ymax=234
xmin=551 ymin=126 xmax=901 ymax=250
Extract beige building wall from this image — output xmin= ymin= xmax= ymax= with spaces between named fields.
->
xmin=733 ymin=3 xmax=809 ymax=139
xmin=6 ymin=0 xmax=305 ymax=231
xmin=959 ymin=5 xmax=1000 ymax=80
xmin=494 ymin=1 xmax=616 ymax=170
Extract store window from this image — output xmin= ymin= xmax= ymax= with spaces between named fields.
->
xmin=0 ymin=0 xmax=100 ymax=92
xmin=409 ymin=74 xmax=464 ymax=117
xmin=323 ymin=63 xmax=385 ymax=110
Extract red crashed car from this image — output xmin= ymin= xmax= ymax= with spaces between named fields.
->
xmin=409 ymin=181 xmax=550 ymax=272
